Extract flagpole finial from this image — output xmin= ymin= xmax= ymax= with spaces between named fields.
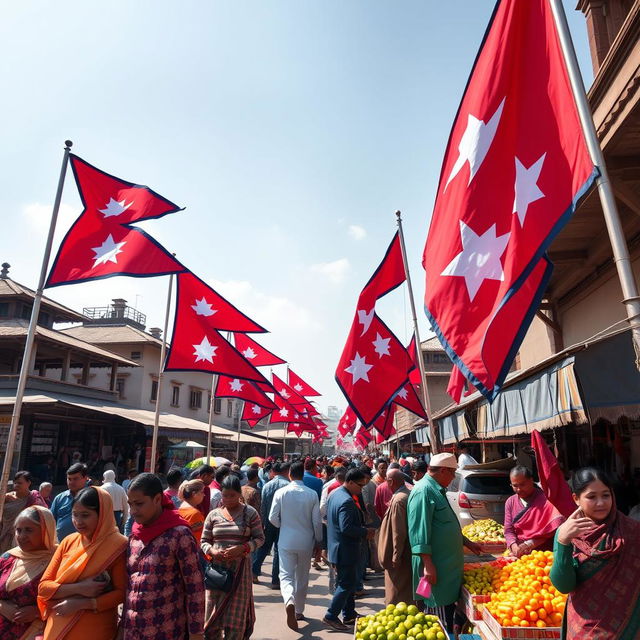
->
xmin=395 ymin=210 xmax=402 ymax=223
xmin=64 ymin=140 xmax=73 ymax=149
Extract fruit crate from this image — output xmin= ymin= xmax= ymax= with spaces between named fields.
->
xmin=353 ymin=614 xmax=448 ymax=640
xmin=482 ymin=608 xmax=561 ymax=639
xmin=478 ymin=542 xmax=507 ymax=554
xmin=460 ymin=586 xmax=491 ymax=621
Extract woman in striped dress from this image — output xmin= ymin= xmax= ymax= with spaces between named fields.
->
xmin=201 ymin=475 xmax=264 ymax=640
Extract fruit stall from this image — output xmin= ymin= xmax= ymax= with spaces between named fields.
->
xmin=462 ymin=549 xmax=566 ymax=640
xmin=354 ymin=603 xmax=448 ymax=640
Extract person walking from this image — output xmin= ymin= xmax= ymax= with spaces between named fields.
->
xmin=201 ymin=475 xmax=264 ymax=640
xmin=322 ymin=468 xmax=374 ymax=632
xmin=268 ymin=461 xmax=322 ymax=631
xmin=550 ymin=467 xmax=640 ymax=639
xmin=100 ymin=470 xmax=129 ymax=531
xmin=38 ymin=487 xmax=128 ymax=640
xmin=177 ymin=479 xmax=206 ymax=543
xmin=378 ymin=468 xmax=413 ymax=605
xmin=302 ymin=458 xmax=323 ymax=500
xmin=240 ymin=469 xmax=261 ymax=513
xmin=164 ymin=468 xmax=185 ymax=509
xmin=407 ymin=453 xmax=481 ymax=633
xmin=49 ymin=464 xmax=90 ymax=542
xmin=251 ymin=462 xmax=289 ymax=587
xmin=123 ymin=473 xmax=204 ymax=640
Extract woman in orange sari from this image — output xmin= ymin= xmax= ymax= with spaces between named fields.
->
xmin=37 ymin=487 xmax=127 ymax=640
xmin=177 ymin=480 xmax=205 ymax=543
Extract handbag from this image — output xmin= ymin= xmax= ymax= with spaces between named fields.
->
xmin=204 ymin=505 xmax=249 ymax=592
xmin=204 ymin=561 xmax=234 ymax=592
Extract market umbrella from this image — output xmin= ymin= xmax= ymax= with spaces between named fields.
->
xmin=243 ymin=456 xmax=265 ymax=467
xmin=214 ymin=456 xmax=232 ymax=466
xmin=184 ymin=456 xmax=218 ymax=471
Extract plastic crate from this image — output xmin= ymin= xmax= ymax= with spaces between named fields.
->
xmin=482 ymin=608 xmax=561 ymax=639
xmin=460 ymin=586 xmax=490 ymax=621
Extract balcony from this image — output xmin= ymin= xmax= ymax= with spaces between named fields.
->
xmin=83 ymin=300 xmax=146 ymax=330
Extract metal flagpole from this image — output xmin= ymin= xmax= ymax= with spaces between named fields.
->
xmin=396 ymin=211 xmax=438 ymax=452
xmin=206 ymin=373 xmax=219 ymax=461
xmin=0 ymin=140 xmax=73 ymax=522
xmin=150 ymin=272 xmax=175 ymax=473
xmin=549 ymin=0 xmax=640 ymax=364
xmin=236 ymin=401 xmax=242 ymax=461
xmin=265 ymin=367 xmax=273 ymax=458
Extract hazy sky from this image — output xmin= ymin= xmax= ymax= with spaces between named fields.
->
xmin=0 ymin=1 xmax=593 ymax=414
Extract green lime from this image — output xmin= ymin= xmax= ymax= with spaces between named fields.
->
xmin=407 ymin=605 xmax=419 ymax=616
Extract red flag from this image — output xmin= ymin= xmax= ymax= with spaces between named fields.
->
xmin=233 ymin=333 xmax=286 ymax=366
xmin=422 ymin=0 xmax=595 ymax=400
xmin=287 ymin=423 xmax=305 ymax=437
xmin=241 ymin=402 xmax=272 ymax=428
xmin=177 ymin=272 xmax=266 ymax=334
xmin=287 ymin=368 xmax=321 ymax=397
xmin=214 ymin=375 xmax=277 ymax=410
xmin=269 ymin=392 xmax=299 ymax=424
xmin=47 ymin=155 xmax=185 ymax=287
xmin=531 ymin=429 xmax=575 ymax=518
xmin=336 ymin=312 xmax=412 ymax=426
xmin=272 ymin=373 xmax=307 ymax=407
xmin=393 ymin=381 xmax=428 ymax=421
xmin=407 ymin=337 xmax=422 ymax=386
xmin=447 ymin=366 xmax=467 ymax=404
xmin=358 ymin=232 xmax=405 ymax=309
xmin=338 ymin=407 xmax=357 ymax=437
xmin=354 ymin=426 xmax=373 ymax=450
xmin=371 ymin=405 xmax=396 ymax=439
xmin=165 ymin=276 xmax=269 ymax=383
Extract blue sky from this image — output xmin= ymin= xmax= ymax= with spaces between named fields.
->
xmin=0 ymin=1 xmax=593 ymax=413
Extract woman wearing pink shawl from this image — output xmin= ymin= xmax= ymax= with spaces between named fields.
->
xmin=504 ymin=465 xmax=565 ymax=557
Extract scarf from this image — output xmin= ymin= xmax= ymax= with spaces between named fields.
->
xmin=512 ymin=487 xmax=565 ymax=544
xmin=131 ymin=493 xmax=189 ymax=545
xmin=37 ymin=488 xmax=128 ymax=639
xmin=572 ymin=495 xmax=625 ymax=562
xmin=6 ymin=506 xmax=57 ymax=592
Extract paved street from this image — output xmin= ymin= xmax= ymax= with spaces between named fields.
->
xmin=253 ymin=558 xmax=385 ymax=640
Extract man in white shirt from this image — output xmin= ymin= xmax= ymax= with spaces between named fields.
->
xmin=101 ymin=469 xmax=128 ymax=531
xmin=457 ymin=443 xmax=479 ymax=469
xmin=269 ymin=460 xmax=322 ymax=631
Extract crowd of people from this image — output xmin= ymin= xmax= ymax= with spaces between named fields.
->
xmin=0 ymin=451 xmax=639 ymax=639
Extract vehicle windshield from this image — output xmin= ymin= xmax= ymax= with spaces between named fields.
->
xmin=460 ymin=475 xmax=512 ymax=495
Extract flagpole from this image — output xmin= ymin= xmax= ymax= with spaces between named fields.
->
xmin=206 ymin=373 xmax=219 ymax=461
xmin=265 ymin=367 xmax=273 ymax=458
xmin=235 ymin=400 xmax=242 ymax=461
xmin=548 ymin=0 xmax=640 ymax=364
xmin=396 ymin=211 xmax=438 ymax=452
xmin=150 ymin=271 xmax=174 ymax=473
xmin=0 ymin=140 xmax=72 ymax=522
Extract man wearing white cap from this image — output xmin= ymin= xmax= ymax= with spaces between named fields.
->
xmin=407 ymin=452 xmax=481 ymax=633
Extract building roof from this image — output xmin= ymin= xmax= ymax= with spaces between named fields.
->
xmin=420 ymin=336 xmax=445 ymax=352
xmin=0 ymin=278 xmax=86 ymax=323
xmin=62 ymin=324 xmax=163 ymax=346
xmin=0 ymin=321 xmax=138 ymax=366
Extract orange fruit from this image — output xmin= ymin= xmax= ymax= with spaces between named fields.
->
xmin=536 ymin=620 xmax=547 ymax=628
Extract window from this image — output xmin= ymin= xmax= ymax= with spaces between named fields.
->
xmin=38 ymin=311 xmax=50 ymax=326
xmin=150 ymin=380 xmax=158 ymax=402
xmin=214 ymin=398 xmax=222 ymax=414
xmin=20 ymin=304 xmax=32 ymax=320
xmin=207 ymin=392 xmax=212 ymax=410
xmin=190 ymin=389 xmax=202 ymax=410
xmin=130 ymin=351 xmax=142 ymax=361
xmin=433 ymin=353 xmax=450 ymax=364
xmin=116 ymin=377 xmax=126 ymax=399
xmin=0 ymin=302 xmax=8 ymax=317
xmin=171 ymin=385 xmax=180 ymax=407
xmin=227 ymin=399 xmax=233 ymax=418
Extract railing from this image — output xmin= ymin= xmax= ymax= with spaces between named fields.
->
xmin=83 ymin=305 xmax=146 ymax=327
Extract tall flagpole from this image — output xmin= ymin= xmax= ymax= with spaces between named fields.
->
xmin=0 ymin=141 xmax=73 ymax=521
xmin=236 ymin=400 xmax=242 ymax=461
xmin=549 ymin=0 xmax=640 ymax=364
xmin=206 ymin=373 xmax=219 ymax=461
xmin=265 ymin=367 xmax=273 ymax=458
xmin=150 ymin=271 xmax=174 ymax=473
xmin=396 ymin=211 xmax=438 ymax=453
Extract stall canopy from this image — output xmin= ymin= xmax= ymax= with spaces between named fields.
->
xmin=436 ymin=410 xmax=470 ymax=445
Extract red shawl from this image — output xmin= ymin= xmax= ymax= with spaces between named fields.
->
xmin=566 ymin=499 xmax=640 ymax=639
xmin=131 ymin=494 xmax=190 ymax=545
xmin=512 ymin=487 xmax=565 ymax=544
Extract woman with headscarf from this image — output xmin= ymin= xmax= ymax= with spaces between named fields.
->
xmin=37 ymin=487 xmax=127 ymax=640
xmin=0 ymin=473 xmax=47 ymax=554
xmin=550 ymin=467 xmax=640 ymax=639
xmin=0 ymin=506 xmax=57 ymax=640
xmin=123 ymin=473 xmax=204 ymax=640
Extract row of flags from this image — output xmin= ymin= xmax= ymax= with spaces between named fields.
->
xmin=336 ymin=0 xmax=598 ymax=449
xmin=44 ymin=154 xmax=329 ymax=443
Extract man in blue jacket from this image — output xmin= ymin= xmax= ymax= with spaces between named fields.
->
xmin=323 ymin=467 xmax=374 ymax=631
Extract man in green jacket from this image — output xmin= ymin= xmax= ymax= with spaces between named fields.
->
xmin=407 ymin=452 xmax=481 ymax=632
